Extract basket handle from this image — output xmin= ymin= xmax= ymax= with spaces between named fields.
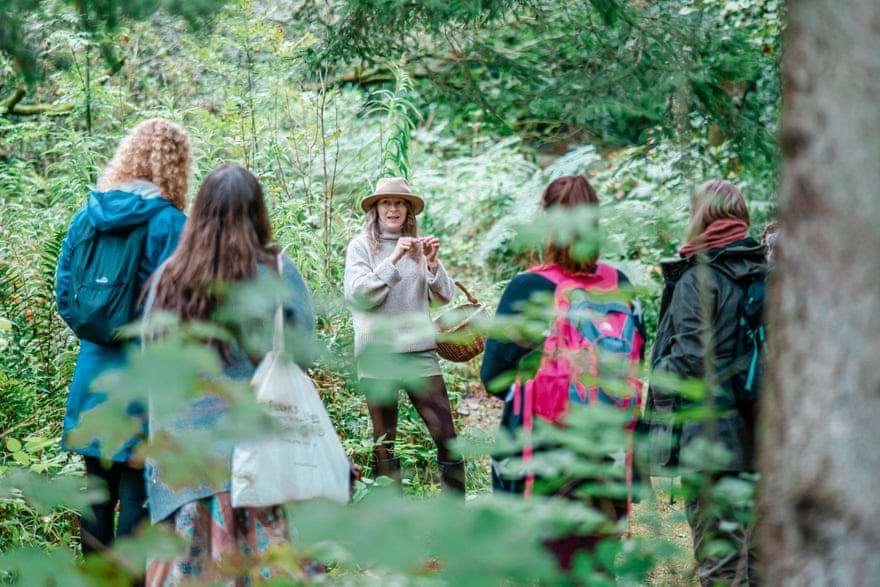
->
xmin=454 ymin=281 xmax=480 ymax=305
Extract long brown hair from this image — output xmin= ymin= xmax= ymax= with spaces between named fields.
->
xmin=364 ymin=200 xmax=421 ymax=260
xmin=150 ymin=164 xmax=278 ymax=323
xmin=541 ymin=175 xmax=600 ymax=273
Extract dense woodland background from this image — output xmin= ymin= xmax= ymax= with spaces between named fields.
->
xmin=0 ymin=0 xmax=797 ymax=585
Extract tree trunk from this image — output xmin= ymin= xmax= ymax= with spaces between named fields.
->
xmin=758 ymin=1 xmax=880 ymax=585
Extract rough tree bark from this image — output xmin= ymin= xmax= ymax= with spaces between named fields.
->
xmin=758 ymin=1 xmax=880 ymax=585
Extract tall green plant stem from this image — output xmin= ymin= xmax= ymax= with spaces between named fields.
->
xmin=695 ymin=253 xmax=718 ymax=510
xmin=317 ymin=67 xmax=340 ymax=280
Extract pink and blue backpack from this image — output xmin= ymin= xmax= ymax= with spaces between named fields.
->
xmin=525 ymin=263 xmax=643 ymax=424
xmin=493 ymin=263 xmax=644 ymax=521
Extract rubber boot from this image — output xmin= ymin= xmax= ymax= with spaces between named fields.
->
xmin=371 ymin=456 xmax=402 ymax=486
xmin=437 ymin=458 xmax=466 ymax=495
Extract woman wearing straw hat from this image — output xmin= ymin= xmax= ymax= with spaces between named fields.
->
xmin=344 ymin=177 xmax=465 ymax=495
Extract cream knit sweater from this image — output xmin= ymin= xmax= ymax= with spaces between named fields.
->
xmin=344 ymin=232 xmax=455 ymax=356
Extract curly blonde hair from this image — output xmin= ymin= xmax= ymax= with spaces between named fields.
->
xmin=98 ymin=118 xmax=191 ymax=210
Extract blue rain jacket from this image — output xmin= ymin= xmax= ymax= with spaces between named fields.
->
xmin=56 ymin=180 xmax=186 ymax=461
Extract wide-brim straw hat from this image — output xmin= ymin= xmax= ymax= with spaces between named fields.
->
xmin=360 ymin=177 xmax=425 ymax=215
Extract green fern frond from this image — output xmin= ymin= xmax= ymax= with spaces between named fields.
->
xmin=40 ymin=229 xmax=66 ymax=293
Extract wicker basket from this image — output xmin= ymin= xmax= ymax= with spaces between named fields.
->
xmin=433 ymin=281 xmax=490 ymax=363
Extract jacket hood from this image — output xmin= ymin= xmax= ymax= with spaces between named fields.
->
xmin=86 ymin=180 xmax=176 ymax=231
xmin=661 ymin=237 xmax=766 ymax=284
xmin=708 ymin=238 xmax=767 ymax=282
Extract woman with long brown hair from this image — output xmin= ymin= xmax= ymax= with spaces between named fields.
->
xmin=343 ymin=177 xmax=464 ymax=494
xmin=56 ymin=118 xmax=190 ymax=554
xmin=143 ymin=163 xmax=315 ymax=586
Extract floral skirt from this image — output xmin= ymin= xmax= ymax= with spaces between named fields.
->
xmin=146 ymin=492 xmax=310 ymax=586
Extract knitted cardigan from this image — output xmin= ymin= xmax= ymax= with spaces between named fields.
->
xmin=344 ymin=232 xmax=455 ymax=356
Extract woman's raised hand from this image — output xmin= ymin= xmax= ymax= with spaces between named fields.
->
xmin=421 ymin=236 xmax=439 ymax=262
xmin=389 ymin=236 xmax=419 ymax=263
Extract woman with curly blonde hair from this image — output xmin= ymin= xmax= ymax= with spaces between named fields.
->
xmin=56 ymin=118 xmax=191 ymax=556
xmin=98 ymin=118 xmax=191 ymax=210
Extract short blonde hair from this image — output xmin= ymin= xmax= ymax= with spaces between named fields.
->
xmin=686 ymin=179 xmax=750 ymax=240
xmin=98 ymin=118 xmax=191 ymax=210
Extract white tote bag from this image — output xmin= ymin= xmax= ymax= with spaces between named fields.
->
xmin=231 ymin=256 xmax=350 ymax=507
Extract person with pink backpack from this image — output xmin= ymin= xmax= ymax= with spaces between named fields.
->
xmin=480 ymin=175 xmax=646 ymax=572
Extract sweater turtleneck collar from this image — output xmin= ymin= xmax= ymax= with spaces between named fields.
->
xmin=379 ymin=227 xmax=405 ymax=241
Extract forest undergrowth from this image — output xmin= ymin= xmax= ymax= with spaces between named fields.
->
xmin=1 ymin=1 xmax=780 ymax=584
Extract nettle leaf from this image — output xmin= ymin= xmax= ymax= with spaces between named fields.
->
xmin=648 ymin=370 xmax=708 ymax=403
xmin=0 ymin=469 xmax=105 ymax=515
xmin=679 ymin=437 xmax=734 ymax=471
xmin=100 ymin=522 xmax=185 ymax=577
xmin=65 ymin=398 xmax=144 ymax=456
xmin=712 ymin=476 xmax=756 ymax=511
xmin=704 ymin=537 xmax=738 ymax=559
xmin=214 ymin=271 xmax=285 ymax=329
xmin=97 ymin=334 xmax=225 ymax=422
xmin=23 ymin=436 xmax=55 ymax=452
xmin=354 ymin=338 xmax=438 ymax=404
xmin=0 ymin=547 xmax=92 ymax=587
xmin=615 ymin=535 xmax=683 ymax=579
xmin=216 ymin=269 xmax=325 ymax=366
xmin=216 ymin=381 xmax=309 ymax=445
xmin=287 ymin=492 xmax=563 ymax=584
xmin=511 ymin=205 xmax=602 ymax=259
xmin=144 ymin=428 xmax=230 ymax=492
xmin=122 ymin=311 xmax=232 ymax=346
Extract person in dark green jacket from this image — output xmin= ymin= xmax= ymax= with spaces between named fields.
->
xmin=647 ymin=179 xmax=767 ymax=587
xmin=56 ymin=118 xmax=191 ymax=554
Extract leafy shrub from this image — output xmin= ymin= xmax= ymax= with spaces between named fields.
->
xmin=0 ymin=1 xmax=774 ymax=583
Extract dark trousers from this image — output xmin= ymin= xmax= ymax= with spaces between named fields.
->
xmin=543 ymin=497 xmax=628 ymax=572
xmin=81 ymin=456 xmax=147 ymax=554
xmin=362 ymin=374 xmax=457 ymax=462
xmin=686 ymin=477 xmax=758 ymax=587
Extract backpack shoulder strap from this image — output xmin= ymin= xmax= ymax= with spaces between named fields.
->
xmin=72 ymin=220 xmax=97 ymax=246
xmin=591 ymin=262 xmax=622 ymax=290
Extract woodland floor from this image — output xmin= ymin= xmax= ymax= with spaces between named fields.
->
xmin=455 ymin=385 xmax=698 ymax=586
